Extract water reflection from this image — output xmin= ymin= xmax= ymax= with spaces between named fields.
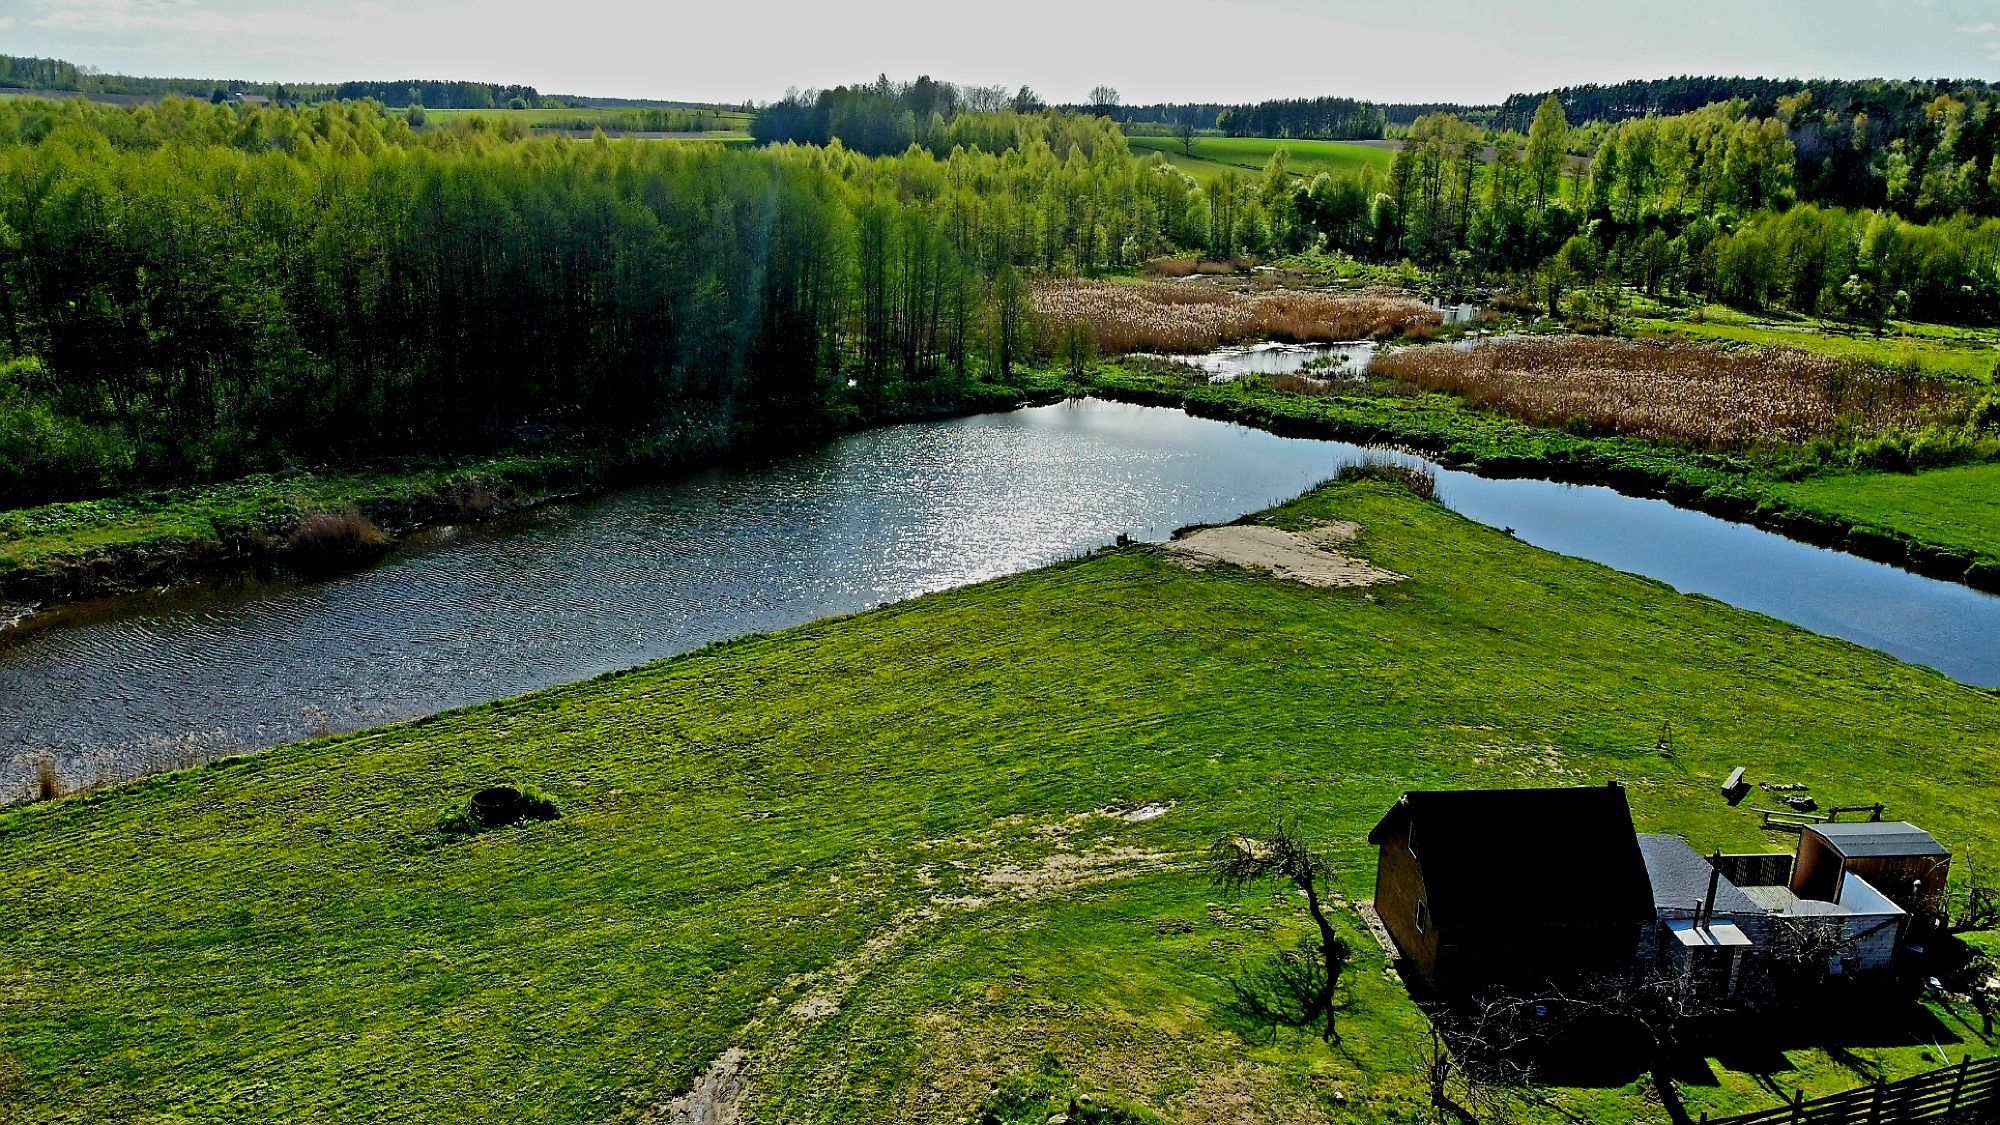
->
xmin=7 ymin=396 xmax=1997 ymax=802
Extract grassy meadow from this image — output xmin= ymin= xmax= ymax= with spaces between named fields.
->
xmin=424 ymin=105 xmax=754 ymax=137
xmin=3 ymin=480 xmax=1997 ymax=1124
xmin=1626 ymin=303 xmax=2000 ymax=384
xmin=1773 ymin=463 xmax=2000 ymax=561
xmin=1128 ymin=135 xmax=1396 ymax=182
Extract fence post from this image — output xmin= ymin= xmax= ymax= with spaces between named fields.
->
xmin=1868 ymin=1078 xmax=1885 ymax=1124
xmin=1790 ymin=1088 xmax=1804 ymax=1125
xmin=1950 ymin=1054 xmax=1969 ymax=1111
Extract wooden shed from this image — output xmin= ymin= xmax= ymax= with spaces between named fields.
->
xmin=1792 ymin=822 xmax=1950 ymax=927
xmin=1368 ymin=783 xmax=1655 ymax=993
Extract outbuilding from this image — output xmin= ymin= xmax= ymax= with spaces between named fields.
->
xmin=1793 ymin=822 xmax=1951 ymax=928
xmin=1368 ymin=783 xmax=1656 ymax=992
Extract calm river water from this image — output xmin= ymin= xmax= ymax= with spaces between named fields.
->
xmin=5 ymin=396 xmax=1998 ymax=801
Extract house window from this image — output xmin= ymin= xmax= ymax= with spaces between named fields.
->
xmin=1415 ymin=899 xmax=1430 ymax=935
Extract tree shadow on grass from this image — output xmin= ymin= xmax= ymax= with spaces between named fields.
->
xmin=1704 ymin=991 xmax=1960 ymax=1084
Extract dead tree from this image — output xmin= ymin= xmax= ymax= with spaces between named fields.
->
xmin=1950 ymin=867 xmax=2000 ymax=935
xmin=1763 ymin=915 xmax=1857 ymax=998
xmin=1535 ymin=962 xmax=1728 ymax=1125
xmin=1419 ymin=992 xmax=1546 ymax=1125
xmin=1209 ymin=818 xmax=1351 ymax=1042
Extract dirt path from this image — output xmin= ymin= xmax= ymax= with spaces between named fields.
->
xmin=641 ymin=811 xmax=1183 ymax=1123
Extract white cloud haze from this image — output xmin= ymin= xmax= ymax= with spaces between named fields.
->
xmin=7 ymin=0 xmax=2000 ymax=104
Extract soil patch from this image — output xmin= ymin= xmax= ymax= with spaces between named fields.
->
xmin=646 ymin=1047 xmax=749 ymax=1125
xmin=1163 ymin=521 xmax=1400 ymax=589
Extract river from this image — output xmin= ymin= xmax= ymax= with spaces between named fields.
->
xmin=5 ymin=396 xmax=1997 ymax=803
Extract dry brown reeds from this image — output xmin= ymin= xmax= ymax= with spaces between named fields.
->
xmin=1034 ymin=279 xmax=1442 ymax=355
xmin=286 ymin=506 xmax=392 ymax=573
xmin=1143 ymin=257 xmax=1248 ymax=278
xmin=1371 ymin=337 xmax=1958 ymax=449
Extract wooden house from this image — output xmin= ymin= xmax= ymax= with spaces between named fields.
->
xmin=1368 ymin=784 xmax=1656 ymax=992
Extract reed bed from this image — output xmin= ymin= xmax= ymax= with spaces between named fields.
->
xmin=1143 ymin=257 xmax=1243 ymax=278
xmin=1034 ymin=279 xmax=1441 ymax=354
xmin=1371 ymin=337 xmax=1959 ymax=449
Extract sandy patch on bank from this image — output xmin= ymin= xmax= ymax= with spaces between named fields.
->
xmin=1163 ymin=521 xmax=1401 ymax=589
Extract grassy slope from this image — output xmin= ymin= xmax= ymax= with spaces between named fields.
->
xmin=3 ymin=481 xmax=1996 ymax=1124
xmin=1129 ymin=136 xmax=1395 ymax=182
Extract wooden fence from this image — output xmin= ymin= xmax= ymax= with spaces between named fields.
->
xmin=1705 ymin=1055 xmax=2000 ymax=1125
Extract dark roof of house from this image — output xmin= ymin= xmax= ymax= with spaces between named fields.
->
xmin=1807 ymin=822 xmax=1948 ymax=859
xmin=1368 ymin=784 xmax=1654 ymax=930
xmin=1637 ymin=834 xmax=1764 ymax=917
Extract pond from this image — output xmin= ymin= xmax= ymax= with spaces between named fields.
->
xmin=1155 ymin=341 xmax=1377 ymax=383
xmin=6 ymin=396 xmax=1997 ymax=802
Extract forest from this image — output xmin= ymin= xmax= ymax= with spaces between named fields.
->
xmin=1075 ymin=100 xmax=1483 ymax=134
xmin=1214 ymin=97 xmax=1386 ymax=140
xmin=749 ymin=76 xmax=1054 ymax=153
xmin=6 ymin=72 xmax=2000 ymax=511
xmin=1494 ymin=75 xmax=2000 ymax=131
xmin=0 ymin=96 xmax=1154 ymax=506
xmin=0 ymin=53 xmax=571 ymax=110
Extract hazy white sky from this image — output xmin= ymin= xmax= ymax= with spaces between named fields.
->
xmin=4 ymin=0 xmax=1998 ymax=105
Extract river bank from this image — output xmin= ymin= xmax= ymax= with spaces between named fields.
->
xmin=1080 ymin=361 xmax=2000 ymax=592
xmin=0 ymin=379 xmax=1057 ymax=614
xmin=3 ymin=477 xmax=1994 ymax=1124
xmin=12 ymin=336 xmax=2000 ymax=621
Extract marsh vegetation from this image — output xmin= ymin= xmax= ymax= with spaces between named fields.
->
xmin=1370 ymin=337 xmax=1961 ymax=449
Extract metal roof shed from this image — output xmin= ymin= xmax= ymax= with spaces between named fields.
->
xmin=1794 ymin=821 xmax=1951 ymax=925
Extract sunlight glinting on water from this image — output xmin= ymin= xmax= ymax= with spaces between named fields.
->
xmin=7 ymin=391 xmax=1999 ymax=804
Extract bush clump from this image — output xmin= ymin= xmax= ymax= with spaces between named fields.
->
xmin=285 ymin=507 xmax=391 ymax=573
xmin=436 ymin=784 xmax=561 ymax=839
xmin=1336 ymin=457 xmax=1438 ymax=499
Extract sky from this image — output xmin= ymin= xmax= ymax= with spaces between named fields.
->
xmin=4 ymin=0 xmax=1999 ymax=106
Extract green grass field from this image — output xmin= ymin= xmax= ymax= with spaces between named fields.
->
xmin=424 ymin=105 xmax=754 ymax=135
xmin=1129 ymin=135 xmax=1396 ymax=183
xmin=1775 ymin=462 xmax=2000 ymax=560
xmin=1627 ymin=303 xmax=2000 ymax=384
xmin=3 ymin=480 xmax=1995 ymax=1124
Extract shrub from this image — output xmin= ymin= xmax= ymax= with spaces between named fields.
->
xmin=1337 ymin=456 xmax=1438 ymax=499
xmin=285 ymin=507 xmax=391 ymax=573
xmin=0 ymin=364 xmax=139 ymax=507
xmin=1971 ymin=393 xmax=2000 ymax=432
xmin=435 ymin=784 xmax=561 ymax=839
